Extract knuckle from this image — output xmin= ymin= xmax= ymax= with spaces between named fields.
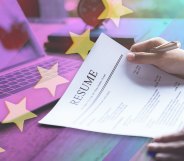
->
xmin=149 ymin=37 xmax=166 ymax=46
xmin=155 ymin=37 xmax=164 ymax=41
xmin=156 ymin=153 xmax=168 ymax=161
xmin=152 ymin=37 xmax=165 ymax=42
xmin=130 ymin=44 xmax=139 ymax=51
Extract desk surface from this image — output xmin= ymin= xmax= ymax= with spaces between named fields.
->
xmin=0 ymin=104 xmax=152 ymax=161
xmin=2 ymin=18 xmax=184 ymax=161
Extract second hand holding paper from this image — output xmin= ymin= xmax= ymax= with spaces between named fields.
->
xmin=40 ymin=34 xmax=184 ymax=138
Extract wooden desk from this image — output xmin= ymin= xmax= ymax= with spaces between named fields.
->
xmin=0 ymin=104 xmax=152 ymax=161
xmin=3 ymin=18 xmax=184 ymax=161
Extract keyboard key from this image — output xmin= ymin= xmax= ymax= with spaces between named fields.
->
xmin=0 ymin=57 xmax=81 ymax=98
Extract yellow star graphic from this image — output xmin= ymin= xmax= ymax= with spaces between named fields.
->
xmin=2 ymin=97 xmax=37 ymax=132
xmin=98 ymin=0 xmax=133 ymax=27
xmin=66 ymin=29 xmax=94 ymax=60
xmin=0 ymin=147 xmax=5 ymax=153
xmin=34 ymin=63 xmax=69 ymax=96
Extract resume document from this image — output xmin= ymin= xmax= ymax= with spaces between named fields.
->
xmin=40 ymin=34 xmax=184 ymax=138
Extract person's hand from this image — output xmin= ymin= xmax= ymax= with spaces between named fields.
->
xmin=148 ymin=130 xmax=184 ymax=161
xmin=127 ymin=37 xmax=184 ymax=77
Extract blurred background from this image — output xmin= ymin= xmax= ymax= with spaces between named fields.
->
xmin=18 ymin=0 xmax=184 ymax=19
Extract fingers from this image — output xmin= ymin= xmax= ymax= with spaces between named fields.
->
xmin=155 ymin=153 xmax=184 ymax=161
xmin=127 ymin=37 xmax=168 ymax=65
xmin=130 ymin=37 xmax=168 ymax=52
xmin=148 ymin=132 xmax=184 ymax=161
xmin=154 ymin=132 xmax=184 ymax=143
xmin=148 ymin=142 xmax=184 ymax=154
xmin=127 ymin=52 xmax=159 ymax=65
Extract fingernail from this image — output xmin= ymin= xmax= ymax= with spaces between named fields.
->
xmin=148 ymin=143 xmax=157 ymax=147
xmin=153 ymin=138 xmax=161 ymax=142
xmin=127 ymin=53 xmax=135 ymax=61
xmin=147 ymin=143 xmax=158 ymax=151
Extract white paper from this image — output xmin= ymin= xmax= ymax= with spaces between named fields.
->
xmin=40 ymin=34 xmax=184 ymax=138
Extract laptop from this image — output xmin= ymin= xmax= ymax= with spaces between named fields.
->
xmin=0 ymin=0 xmax=83 ymax=122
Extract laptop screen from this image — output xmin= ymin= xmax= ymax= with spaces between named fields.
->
xmin=0 ymin=0 xmax=43 ymax=72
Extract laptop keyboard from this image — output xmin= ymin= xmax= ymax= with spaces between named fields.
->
xmin=0 ymin=57 xmax=82 ymax=99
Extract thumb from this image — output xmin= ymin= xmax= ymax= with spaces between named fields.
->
xmin=127 ymin=52 xmax=159 ymax=65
